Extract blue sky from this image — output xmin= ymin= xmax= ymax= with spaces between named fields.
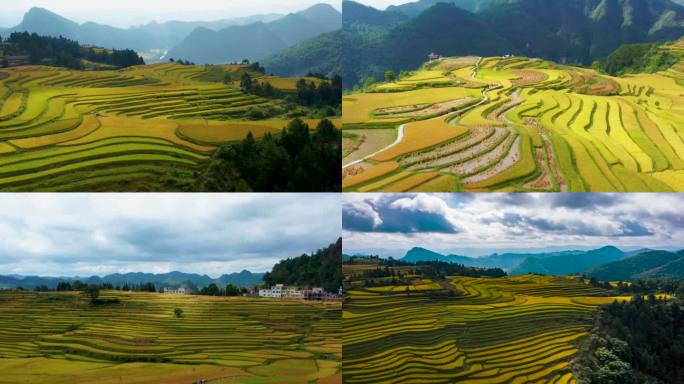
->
xmin=0 ymin=1 xmax=342 ymax=28
xmin=343 ymin=193 xmax=684 ymax=258
xmin=0 ymin=193 xmax=340 ymax=277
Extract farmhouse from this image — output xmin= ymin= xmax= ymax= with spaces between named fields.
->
xmin=259 ymin=284 xmax=342 ymax=300
xmin=164 ymin=287 xmax=187 ymax=295
xmin=258 ymin=284 xmax=302 ymax=298
xmin=428 ymin=52 xmax=442 ymax=61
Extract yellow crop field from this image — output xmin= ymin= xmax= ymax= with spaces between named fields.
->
xmin=0 ymin=64 xmax=332 ymax=191
xmin=0 ymin=291 xmax=340 ymax=384
xmin=372 ymin=119 xmax=469 ymax=162
xmin=343 ymin=46 xmax=684 ymax=191
xmin=343 ymin=264 xmax=635 ymax=384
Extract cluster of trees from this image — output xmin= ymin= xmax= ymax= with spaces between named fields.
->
xmin=53 ymin=280 xmax=157 ymax=292
xmin=592 ymin=42 xmax=679 ymax=76
xmin=169 ymin=58 xmax=195 ymax=65
xmin=294 ymin=75 xmax=341 ymax=109
xmin=238 ymin=73 xmax=341 ymax=112
xmin=4 ymin=32 xmax=144 ymax=69
xmin=263 ymin=238 xmax=342 ymax=292
xmin=585 ymin=277 xmax=684 ymax=296
xmin=379 ymin=258 xmax=507 ymax=279
xmin=240 ymin=73 xmax=283 ymax=100
xmin=575 ymin=295 xmax=684 ymax=384
xmin=199 ymin=118 xmax=340 ymax=192
xmin=197 ymin=283 xmax=244 ymax=297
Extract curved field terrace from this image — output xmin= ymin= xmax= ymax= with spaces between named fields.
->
xmin=342 ymin=42 xmax=684 ymax=192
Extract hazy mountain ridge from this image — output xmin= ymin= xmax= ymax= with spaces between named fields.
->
xmin=0 ymin=270 xmax=265 ymax=290
xmin=587 ymin=250 xmax=684 ymax=280
xmin=262 ymin=29 xmax=342 ymax=77
xmin=342 ymin=0 xmax=684 ymax=87
xmin=167 ymin=4 xmax=341 ymax=64
xmin=395 ymin=246 xmax=684 ymax=279
xmin=0 ymin=7 xmax=284 ymax=53
xmin=1 ymin=5 xmax=340 ymax=66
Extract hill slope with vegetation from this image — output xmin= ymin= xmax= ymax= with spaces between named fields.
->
xmin=343 ymin=0 xmax=684 ymax=88
xmin=263 ymin=238 xmax=342 ymax=292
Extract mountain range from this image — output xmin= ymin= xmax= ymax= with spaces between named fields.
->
xmin=0 ymin=4 xmax=341 ymax=71
xmin=396 ymin=246 xmax=684 ymax=280
xmin=0 ymin=270 xmax=265 ymax=290
xmin=342 ymin=0 xmax=684 ymax=87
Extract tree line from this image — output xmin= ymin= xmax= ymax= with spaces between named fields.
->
xmin=239 ymin=72 xmax=342 ymax=110
xmin=378 ymin=258 xmax=507 ymax=279
xmin=1 ymin=32 xmax=144 ymax=69
xmin=198 ymin=118 xmax=341 ymax=192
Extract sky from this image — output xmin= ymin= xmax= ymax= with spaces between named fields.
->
xmin=348 ymin=0 xmax=410 ymax=10
xmin=343 ymin=193 xmax=684 ymax=258
xmin=0 ymin=0 xmax=342 ymax=28
xmin=0 ymin=194 xmax=341 ymax=277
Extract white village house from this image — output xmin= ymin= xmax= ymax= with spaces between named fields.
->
xmin=164 ymin=287 xmax=187 ymax=295
xmin=258 ymin=284 xmax=342 ymax=300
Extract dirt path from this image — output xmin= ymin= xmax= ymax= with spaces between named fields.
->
xmin=342 ymin=125 xmax=405 ymax=169
xmin=343 ymin=129 xmax=397 ymax=167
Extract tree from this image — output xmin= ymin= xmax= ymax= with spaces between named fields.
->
xmin=225 ymin=284 xmax=240 ymax=296
xmin=84 ymin=285 xmax=100 ymax=301
xmin=1 ymin=57 xmax=8 ymax=68
xmin=223 ymin=73 xmax=232 ymax=84
xmin=174 ymin=308 xmax=183 ymax=318
xmin=201 ymin=283 xmax=220 ymax=296
xmin=363 ymin=76 xmax=376 ymax=90
xmin=385 ymin=70 xmax=396 ymax=82
xmin=240 ymin=73 xmax=253 ymax=93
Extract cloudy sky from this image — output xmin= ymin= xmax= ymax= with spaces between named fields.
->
xmin=343 ymin=193 xmax=684 ymax=258
xmin=0 ymin=194 xmax=340 ymax=277
xmin=0 ymin=0 xmax=341 ymax=28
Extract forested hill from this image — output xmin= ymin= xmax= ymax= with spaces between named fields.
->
xmin=263 ymin=238 xmax=342 ymax=292
xmin=0 ymin=32 xmax=144 ymax=69
xmin=343 ymin=0 xmax=684 ymax=88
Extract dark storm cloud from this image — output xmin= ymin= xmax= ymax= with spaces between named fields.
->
xmin=343 ymin=195 xmax=459 ymax=234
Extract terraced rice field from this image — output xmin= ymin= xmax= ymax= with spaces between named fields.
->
xmin=342 ymin=40 xmax=684 ymax=191
xmin=343 ymin=269 xmax=632 ymax=384
xmin=0 ymin=291 xmax=341 ymax=384
xmin=0 ymin=63 xmax=324 ymax=191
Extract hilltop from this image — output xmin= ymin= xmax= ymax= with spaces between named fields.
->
xmin=343 ymin=0 xmax=684 ymax=88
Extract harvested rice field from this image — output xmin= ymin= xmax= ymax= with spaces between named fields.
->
xmin=342 ymin=39 xmax=684 ymax=192
xmin=0 ymin=63 xmax=331 ymax=191
xmin=0 ymin=291 xmax=341 ymax=384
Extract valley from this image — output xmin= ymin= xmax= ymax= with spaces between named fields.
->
xmin=343 ymin=40 xmax=684 ymax=191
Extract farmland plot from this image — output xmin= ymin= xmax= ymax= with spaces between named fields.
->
xmin=342 ymin=40 xmax=684 ymax=191
xmin=0 ymin=63 xmax=331 ymax=191
xmin=343 ymin=268 xmax=630 ymax=384
xmin=0 ymin=291 xmax=340 ymax=384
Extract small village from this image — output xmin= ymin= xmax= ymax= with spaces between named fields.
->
xmin=163 ymin=284 xmax=343 ymax=301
